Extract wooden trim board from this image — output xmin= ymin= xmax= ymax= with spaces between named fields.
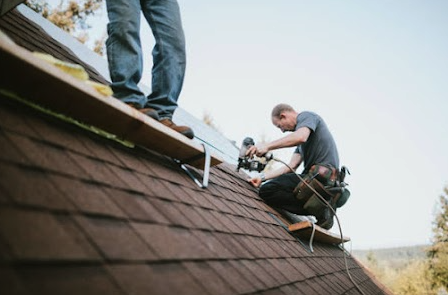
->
xmin=0 ymin=31 xmax=223 ymax=169
xmin=288 ymin=221 xmax=350 ymax=244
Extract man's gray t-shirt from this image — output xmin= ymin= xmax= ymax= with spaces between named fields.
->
xmin=294 ymin=111 xmax=339 ymax=173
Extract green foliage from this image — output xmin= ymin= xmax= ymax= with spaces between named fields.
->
xmin=432 ymin=187 xmax=448 ymax=244
xmin=392 ymin=260 xmax=435 ymax=295
xmin=428 ymin=187 xmax=448 ymax=289
xmin=26 ymin=0 xmax=103 ymax=33
xmin=358 ymin=252 xmax=436 ymax=295
xmin=365 ymin=250 xmax=378 ymax=269
xmin=25 ymin=0 xmax=105 ymax=54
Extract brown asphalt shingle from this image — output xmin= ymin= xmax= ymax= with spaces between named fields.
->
xmin=15 ymin=265 xmax=125 ymax=295
xmin=0 ymin=164 xmax=75 ymax=210
xmin=0 ymin=84 xmax=391 ymax=295
xmin=0 ymin=208 xmax=100 ymax=261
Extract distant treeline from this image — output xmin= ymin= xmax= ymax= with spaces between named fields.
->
xmin=353 ymin=245 xmax=428 ymax=269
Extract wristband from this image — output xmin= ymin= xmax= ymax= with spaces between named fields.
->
xmin=260 ymin=172 xmax=266 ymax=182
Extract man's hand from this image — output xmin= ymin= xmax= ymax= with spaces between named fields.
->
xmin=247 ymin=176 xmax=262 ymax=188
xmin=246 ymin=143 xmax=269 ymax=158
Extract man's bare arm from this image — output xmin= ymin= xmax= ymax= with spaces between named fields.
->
xmin=267 ymin=126 xmax=311 ymax=151
xmin=247 ymin=127 xmax=311 ymax=157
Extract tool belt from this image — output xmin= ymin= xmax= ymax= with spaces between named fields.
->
xmin=308 ymin=164 xmax=339 ymax=187
xmin=293 ymin=164 xmax=350 ymax=217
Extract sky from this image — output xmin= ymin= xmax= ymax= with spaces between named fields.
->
xmin=62 ymin=0 xmax=448 ymax=249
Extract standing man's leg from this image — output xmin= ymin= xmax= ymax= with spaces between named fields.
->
xmin=141 ymin=0 xmax=193 ymax=138
xmin=141 ymin=0 xmax=186 ymax=119
xmin=105 ymin=0 xmax=146 ymax=107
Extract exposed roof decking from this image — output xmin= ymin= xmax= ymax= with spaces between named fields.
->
xmin=0 ymin=24 xmax=223 ymax=169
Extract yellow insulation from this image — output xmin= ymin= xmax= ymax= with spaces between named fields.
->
xmin=33 ymin=52 xmax=113 ymax=96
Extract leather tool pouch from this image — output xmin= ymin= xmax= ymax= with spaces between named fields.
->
xmin=293 ymin=164 xmax=337 ymax=201
xmin=294 ymin=178 xmax=335 ymax=216
xmin=293 ymin=164 xmax=350 ymax=215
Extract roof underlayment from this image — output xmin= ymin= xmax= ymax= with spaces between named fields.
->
xmin=0 ymin=5 xmax=392 ymax=295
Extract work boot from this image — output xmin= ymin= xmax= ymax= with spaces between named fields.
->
xmin=278 ymin=209 xmax=311 ymax=224
xmin=159 ymin=118 xmax=194 ymax=139
xmin=316 ymin=207 xmax=334 ymax=230
xmin=126 ymin=103 xmax=159 ymax=121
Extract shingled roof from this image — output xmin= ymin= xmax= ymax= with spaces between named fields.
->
xmin=0 ymin=5 xmax=391 ymax=295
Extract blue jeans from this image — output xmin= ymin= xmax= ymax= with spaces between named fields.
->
xmin=106 ymin=0 xmax=186 ymax=119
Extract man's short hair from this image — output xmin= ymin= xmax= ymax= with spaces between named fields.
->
xmin=271 ymin=103 xmax=295 ymax=118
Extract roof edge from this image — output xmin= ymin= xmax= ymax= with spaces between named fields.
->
xmin=12 ymin=4 xmax=240 ymax=165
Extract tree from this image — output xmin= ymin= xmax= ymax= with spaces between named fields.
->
xmin=366 ymin=251 xmax=379 ymax=269
xmin=428 ymin=186 xmax=448 ymax=290
xmin=25 ymin=0 xmax=105 ymax=55
xmin=391 ymin=260 xmax=434 ymax=295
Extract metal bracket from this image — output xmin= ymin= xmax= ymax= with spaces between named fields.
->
xmin=308 ymin=223 xmax=316 ymax=253
xmin=176 ymin=143 xmax=211 ymax=189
